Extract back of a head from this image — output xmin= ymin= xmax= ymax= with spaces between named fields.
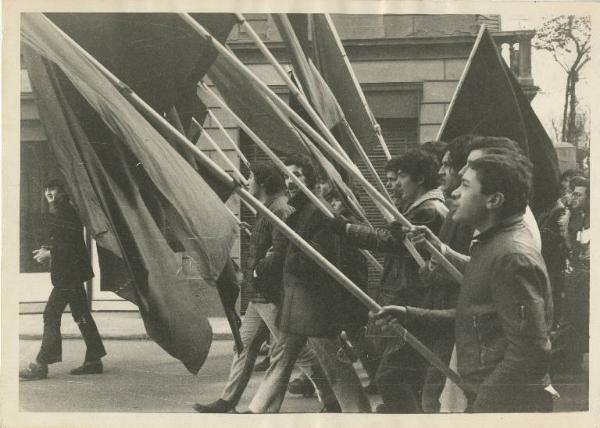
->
xmin=251 ymin=162 xmax=286 ymax=195
xmin=396 ymin=149 xmax=440 ymax=191
xmin=469 ymin=152 xmax=533 ymax=218
xmin=446 ymin=135 xmax=476 ymax=171
xmin=468 ymin=136 xmax=523 ymax=156
xmin=421 ymin=140 xmax=448 ymax=165
xmin=561 ymin=168 xmax=582 ymax=182
xmin=569 ymin=175 xmax=589 ymax=192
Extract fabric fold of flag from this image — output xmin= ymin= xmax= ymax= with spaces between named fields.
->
xmin=438 ymin=27 xmax=559 ymax=215
xmin=22 ymin=13 xmax=239 ymax=374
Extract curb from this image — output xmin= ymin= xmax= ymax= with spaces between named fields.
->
xmin=19 ymin=332 xmax=234 ymax=341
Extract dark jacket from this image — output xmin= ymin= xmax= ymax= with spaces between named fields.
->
xmin=258 ymin=192 xmax=368 ymax=338
xmin=45 ymin=199 xmax=94 ymax=287
xmin=246 ymin=192 xmax=294 ymax=303
xmin=407 ymin=210 xmax=473 ymax=335
xmin=344 ymin=188 xmax=448 ymax=307
xmin=455 ymin=216 xmax=553 ymax=399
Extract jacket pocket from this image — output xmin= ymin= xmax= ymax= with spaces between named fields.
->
xmin=473 ymin=312 xmax=506 ymax=370
xmin=517 ymin=300 xmax=549 ymax=339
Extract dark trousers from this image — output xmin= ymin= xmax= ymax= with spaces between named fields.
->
xmin=467 ymin=384 xmax=554 ymax=413
xmin=421 ymin=336 xmax=454 ymax=412
xmin=375 ymin=340 xmax=427 ymax=413
xmin=36 ymin=284 xmax=107 ymax=365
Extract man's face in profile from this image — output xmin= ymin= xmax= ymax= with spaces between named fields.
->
xmin=44 ymin=186 xmax=65 ymax=204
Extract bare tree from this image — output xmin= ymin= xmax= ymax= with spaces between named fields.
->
xmin=534 ymin=15 xmax=590 ymax=146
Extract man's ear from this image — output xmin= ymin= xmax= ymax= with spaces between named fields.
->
xmin=486 ymin=192 xmax=505 ymax=211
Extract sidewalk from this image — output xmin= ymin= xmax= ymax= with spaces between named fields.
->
xmin=19 ymin=312 xmax=234 ymax=340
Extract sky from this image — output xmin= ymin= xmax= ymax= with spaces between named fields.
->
xmin=501 ymin=14 xmax=591 ymax=145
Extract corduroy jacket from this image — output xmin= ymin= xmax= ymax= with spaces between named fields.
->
xmin=246 ymin=192 xmax=293 ymax=304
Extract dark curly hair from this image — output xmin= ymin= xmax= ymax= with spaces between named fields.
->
xmin=251 ymin=162 xmax=286 ymax=195
xmin=284 ymin=154 xmax=317 ymax=189
xmin=421 ymin=140 xmax=448 ymax=165
xmin=469 ymin=152 xmax=533 ymax=218
xmin=467 ymin=136 xmax=523 ymax=156
xmin=446 ymin=135 xmax=477 ymax=172
xmin=396 ymin=149 xmax=440 ymax=191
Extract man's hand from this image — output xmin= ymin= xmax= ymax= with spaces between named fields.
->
xmin=369 ymin=306 xmax=409 ymax=336
xmin=32 ymin=248 xmax=51 ymax=264
xmin=406 ymin=225 xmax=443 ymax=252
xmin=389 ymin=221 xmax=411 ymax=241
xmin=324 ymin=214 xmax=349 ymax=235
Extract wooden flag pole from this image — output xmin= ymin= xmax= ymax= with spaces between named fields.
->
xmin=273 ymin=14 xmax=394 ymax=208
xmin=322 ymin=14 xmax=392 ymax=161
xmin=197 ymin=83 xmax=334 ymax=219
xmin=207 ymin=110 xmax=252 ymax=170
xmin=189 ymin=117 xmax=257 ymax=218
xmin=42 ymin=13 xmax=468 ymax=391
xmin=182 ymin=13 xmax=459 ymax=281
xmin=234 ymin=13 xmax=352 ymax=163
xmin=236 ymin=14 xmax=422 ymax=266
xmin=193 ymin=119 xmax=248 ymax=186
xmin=199 ymin=82 xmax=384 ymax=273
xmin=436 ymin=25 xmax=486 ymax=141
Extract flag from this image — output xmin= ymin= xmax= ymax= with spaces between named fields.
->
xmin=437 ymin=27 xmax=559 ymax=215
xmin=45 ymin=13 xmax=237 ymax=202
xmin=310 ymin=14 xmax=388 ymax=157
xmin=203 ymin=51 xmax=368 ymax=222
xmin=22 ymin=13 xmax=239 ymax=373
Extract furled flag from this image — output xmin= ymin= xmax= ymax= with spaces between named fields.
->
xmin=437 ymin=27 xmax=560 ymax=215
xmin=22 ymin=13 xmax=239 ymax=373
xmin=310 ymin=14 xmax=390 ymax=160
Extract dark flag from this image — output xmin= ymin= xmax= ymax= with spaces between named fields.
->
xmin=22 ymin=13 xmax=239 ymax=373
xmin=310 ymin=14 xmax=390 ymax=159
xmin=437 ymin=27 xmax=560 ymax=215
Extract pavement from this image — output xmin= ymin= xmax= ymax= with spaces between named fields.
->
xmin=18 ymin=337 xmax=589 ymax=414
xmin=19 ymin=312 xmax=234 ymax=340
xmin=17 ymin=312 xmax=590 ymax=414
xmin=18 ymin=339 xmax=342 ymax=413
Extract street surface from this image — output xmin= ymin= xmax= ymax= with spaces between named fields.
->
xmin=19 ymin=339 xmax=588 ymax=413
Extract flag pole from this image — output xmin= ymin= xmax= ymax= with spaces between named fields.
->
xmin=436 ymin=25 xmax=486 ymax=141
xmin=199 ymin=82 xmax=384 ymax=272
xmin=236 ymin=13 xmax=421 ymax=267
xmin=183 ymin=15 xmax=447 ymax=275
xmin=40 ymin=12 xmax=467 ymax=390
xmin=207 ymin=110 xmax=252 ymax=170
xmin=190 ymin=117 xmax=258 ymax=218
xmin=322 ymin=14 xmax=392 ymax=161
xmin=273 ymin=14 xmax=394 ymax=208
xmin=193 ymin=118 xmax=248 ymax=186
xmin=233 ymin=13 xmax=352 ymax=163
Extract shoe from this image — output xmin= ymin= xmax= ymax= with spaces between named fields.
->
xmin=19 ymin=362 xmax=48 ymax=381
xmin=287 ymin=374 xmax=315 ymax=397
xmin=253 ymin=357 xmax=270 ymax=372
xmin=375 ymin=403 xmax=387 ymax=413
xmin=320 ymin=401 xmax=342 ymax=413
xmin=364 ymin=382 xmax=379 ymax=395
xmin=193 ymin=399 xmax=234 ymax=413
xmin=258 ymin=342 xmax=270 ymax=356
xmin=70 ymin=360 xmax=103 ymax=375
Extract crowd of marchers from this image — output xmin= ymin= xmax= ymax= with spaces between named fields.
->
xmin=192 ymin=134 xmax=589 ymax=414
xmin=21 ymin=134 xmax=590 ymax=414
